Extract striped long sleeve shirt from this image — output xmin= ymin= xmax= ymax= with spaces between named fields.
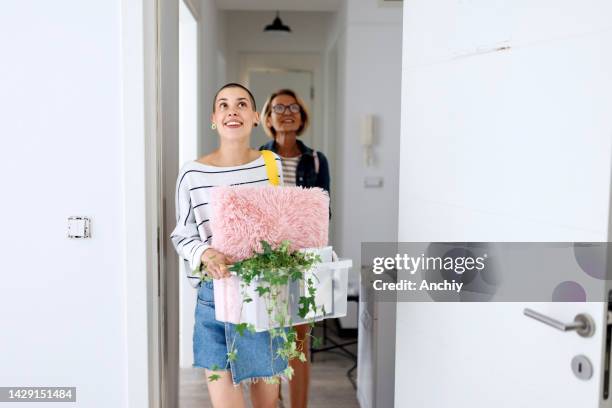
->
xmin=170 ymin=153 xmax=283 ymax=288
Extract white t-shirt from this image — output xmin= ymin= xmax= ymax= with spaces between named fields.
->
xmin=280 ymin=155 xmax=301 ymax=186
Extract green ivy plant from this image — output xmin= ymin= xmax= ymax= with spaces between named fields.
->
xmin=198 ymin=240 xmax=323 ymax=383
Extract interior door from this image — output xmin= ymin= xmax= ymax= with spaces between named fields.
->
xmin=247 ymin=70 xmax=314 ymax=150
xmin=396 ymin=1 xmax=612 ymax=407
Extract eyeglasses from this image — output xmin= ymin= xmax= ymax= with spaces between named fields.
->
xmin=272 ymin=103 xmax=301 ymax=114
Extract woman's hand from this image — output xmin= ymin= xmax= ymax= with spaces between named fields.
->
xmin=200 ymin=248 xmax=233 ymax=279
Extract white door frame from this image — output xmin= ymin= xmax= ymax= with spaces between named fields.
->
xmin=157 ymin=0 xmax=181 ymax=406
xmin=178 ymin=0 xmax=200 ymax=370
xmin=121 ymin=0 xmax=161 ymax=407
xmin=121 ymin=17 xmax=336 ymax=408
xmin=122 ymin=0 xmax=184 ymax=406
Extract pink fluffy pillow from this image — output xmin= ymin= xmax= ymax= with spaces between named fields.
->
xmin=209 ymin=186 xmax=329 ymax=261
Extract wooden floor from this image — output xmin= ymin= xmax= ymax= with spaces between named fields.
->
xmin=180 ymin=328 xmax=359 ymax=408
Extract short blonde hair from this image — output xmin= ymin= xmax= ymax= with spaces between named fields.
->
xmin=261 ymin=89 xmax=310 ymax=138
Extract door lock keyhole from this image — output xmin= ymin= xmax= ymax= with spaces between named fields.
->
xmin=572 ymin=355 xmax=593 ymax=380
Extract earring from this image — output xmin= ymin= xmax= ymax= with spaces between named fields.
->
xmin=254 ymin=122 xmax=258 ymax=127
xmin=211 ymin=123 xmax=216 ymax=130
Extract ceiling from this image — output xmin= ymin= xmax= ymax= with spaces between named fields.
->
xmin=215 ymin=0 xmax=343 ymax=11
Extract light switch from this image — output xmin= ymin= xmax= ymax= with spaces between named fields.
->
xmin=67 ymin=216 xmax=91 ymax=238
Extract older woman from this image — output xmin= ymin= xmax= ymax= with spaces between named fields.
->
xmin=259 ymin=89 xmax=329 ymax=193
xmin=259 ymin=89 xmax=331 ymax=408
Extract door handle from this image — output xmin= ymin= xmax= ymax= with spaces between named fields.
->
xmin=523 ymin=308 xmax=595 ymax=338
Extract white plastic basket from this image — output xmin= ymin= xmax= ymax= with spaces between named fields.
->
xmin=213 ymin=246 xmax=352 ymax=332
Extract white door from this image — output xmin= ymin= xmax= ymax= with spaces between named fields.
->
xmin=396 ymin=1 xmax=612 ymax=407
xmin=247 ymin=70 xmax=314 ymax=150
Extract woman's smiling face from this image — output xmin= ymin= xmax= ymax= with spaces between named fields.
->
xmin=268 ymin=94 xmax=302 ymax=134
xmin=211 ymin=86 xmax=259 ymax=141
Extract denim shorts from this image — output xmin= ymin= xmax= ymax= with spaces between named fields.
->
xmin=193 ymin=280 xmax=288 ymax=384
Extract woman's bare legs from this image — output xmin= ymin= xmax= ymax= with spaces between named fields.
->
xmin=205 ymin=369 xmax=245 ymax=408
xmin=250 ymin=380 xmax=280 ymax=408
xmin=289 ymin=324 xmax=310 ymax=408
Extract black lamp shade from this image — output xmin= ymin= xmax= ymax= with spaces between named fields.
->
xmin=264 ymin=11 xmax=291 ymax=33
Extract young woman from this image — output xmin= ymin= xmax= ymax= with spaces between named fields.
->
xmin=259 ymin=89 xmax=331 ymax=408
xmin=171 ymin=83 xmax=285 ymax=408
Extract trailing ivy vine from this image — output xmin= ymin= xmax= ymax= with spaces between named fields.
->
xmin=198 ymin=240 xmax=323 ymax=383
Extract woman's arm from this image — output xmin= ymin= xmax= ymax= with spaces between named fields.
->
xmin=170 ymin=171 xmax=210 ymax=274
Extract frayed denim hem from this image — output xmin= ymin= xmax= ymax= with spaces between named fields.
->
xmin=234 ymin=374 xmax=287 ymax=386
xmin=192 ymin=364 xmax=286 ymax=387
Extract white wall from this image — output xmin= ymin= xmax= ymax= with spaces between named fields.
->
xmin=347 ymin=0 xmax=402 ymax=24
xmin=179 ymin=2 xmax=199 ymax=168
xmin=330 ymin=1 xmax=402 ymax=275
xmin=198 ymin=0 xmax=227 ymax=156
xmin=325 ymin=2 xmax=403 ymax=407
xmin=215 ymin=11 xmax=228 ymax=89
xmin=322 ymin=4 xmax=345 ymax=262
xmin=0 ymin=1 xmax=129 ymax=407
